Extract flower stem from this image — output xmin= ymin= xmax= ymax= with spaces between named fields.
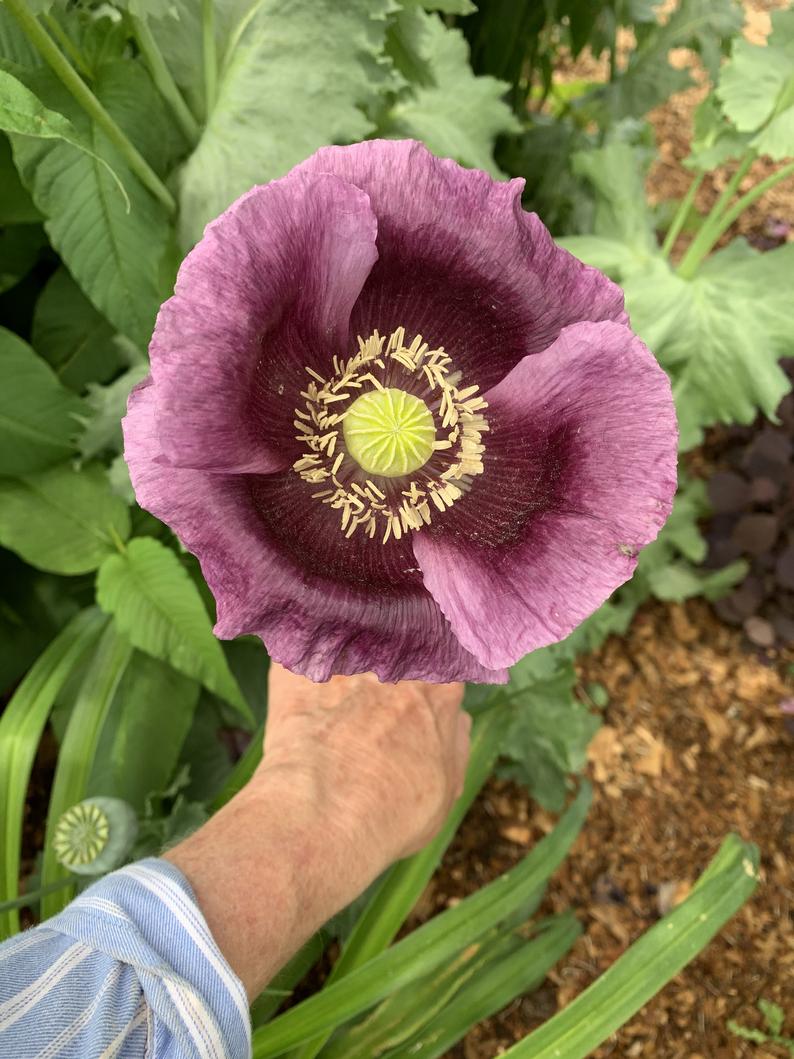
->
xmin=202 ymin=0 xmax=218 ymax=119
xmin=130 ymin=14 xmax=200 ymax=145
xmin=41 ymin=12 xmax=91 ymax=79
xmin=0 ymin=877 xmax=74 ymax=914
xmin=4 ymin=0 xmax=176 ymax=214
xmin=661 ymin=171 xmax=704 ymax=259
xmin=678 ymin=156 xmax=794 ymax=279
xmin=675 ymin=149 xmax=755 ymax=278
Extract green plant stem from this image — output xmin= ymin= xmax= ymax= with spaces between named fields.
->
xmin=41 ymin=12 xmax=91 ymax=79
xmin=4 ymin=0 xmax=176 ymax=213
xmin=660 ymin=171 xmax=703 ymax=258
xmin=678 ymin=157 xmax=794 ymax=279
xmin=202 ymin=0 xmax=218 ymax=119
xmin=675 ymin=151 xmax=754 ymax=272
xmin=130 ymin=15 xmax=200 ymax=144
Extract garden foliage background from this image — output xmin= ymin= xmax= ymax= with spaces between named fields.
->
xmin=0 ymin=0 xmax=792 ymax=1055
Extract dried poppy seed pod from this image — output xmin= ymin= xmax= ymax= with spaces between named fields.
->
xmin=124 ymin=140 xmax=677 ymax=683
xmin=53 ymin=797 xmax=138 ymax=876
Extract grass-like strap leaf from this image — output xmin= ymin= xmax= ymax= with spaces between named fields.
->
xmin=0 ymin=608 xmax=106 ymax=940
xmin=40 ymin=622 xmax=134 ymax=918
xmin=384 ymin=912 xmax=582 ymax=1059
xmin=0 ymin=462 xmax=131 ymax=575
xmin=503 ymin=833 xmax=759 ymax=1059
xmin=0 ymin=325 xmax=86 ymax=475
xmin=96 ymin=536 xmax=252 ymax=721
xmin=0 ymin=67 xmax=129 ymax=209
xmin=251 ymin=783 xmax=591 ymax=1058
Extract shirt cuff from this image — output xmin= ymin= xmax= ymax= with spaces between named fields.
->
xmin=46 ymin=857 xmax=251 ymax=1059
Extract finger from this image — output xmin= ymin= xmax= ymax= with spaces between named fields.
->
xmin=423 ymin=681 xmax=465 ymax=734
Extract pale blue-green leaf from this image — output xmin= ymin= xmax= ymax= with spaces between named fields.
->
xmin=177 ymin=0 xmax=395 ymax=246
xmin=717 ymin=10 xmax=794 ymax=134
xmin=378 ymin=8 xmax=518 ymax=176
xmin=556 ymin=234 xmax=642 ymax=282
xmin=95 ymin=537 xmax=252 ymax=721
xmin=76 ymin=364 xmax=148 ymax=460
xmin=571 ymin=143 xmax=657 ymax=258
xmin=0 ymin=462 xmax=131 ymax=574
xmin=0 ymin=325 xmax=86 ymax=474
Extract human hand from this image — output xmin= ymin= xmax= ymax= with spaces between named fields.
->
xmin=165 ymin=666 xmax=469 ymax=998
xmin=259 ymin=666 xmax=470 ymax=876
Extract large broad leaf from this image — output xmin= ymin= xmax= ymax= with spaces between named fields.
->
xmin=0 ymin=462 xmax=131 ymax=574
xmin=32 ymin=267 xmax=122 ymax=391
xmin=591 ymin=0 xmax=743 ymax=121
xmin=0 ymin=5 xmax=42 ymax=66
xmin=89 ymin=649 xmax=201 ymax=811
xmin=0 ymin=222 xmax=46 ymax=294
xmin=0 ymin=326 xmax=86 ymax=474
xmin=716 ymin=9 xmax=794 ymax=160
xmin=0 ymin=134 xmax=40 ymax=223
xmin=176 ymin=0 xmax=394 ymax=246
xmin=0 ymin=67 xmax=129 ymax=206
xmin=11 ymin=61 xmax=175 ymax=349
xmin=622 ymin=242 xmax=793 ymax=443
xmin=96 ymin=536 xmax=251 ymax=721
xmin=378 ymin=6 xmax=518 ymax=175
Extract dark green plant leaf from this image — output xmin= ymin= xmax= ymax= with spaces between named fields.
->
xmin=0 ymin=223 xmax=47 ymax=292
xmin=32 ymin=267 xmax=122 ymax=391
xmin=11 ymin=61 xmax=174 ymax=349
xmin=89 ymin=650 xmax=201 ymax=811
xmin=0 ymin=462 xmax=131 ymax=574
xmin=96 ymin=536 xmax=252 ymax=721
xmin=0 ymin=133 xmax=41 ymax=222
xmin=0 ymin=325 xmax=86 ymax=474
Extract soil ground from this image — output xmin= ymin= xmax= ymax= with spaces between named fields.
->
xmin=432 ymin=601 xmax=793 ymax=1057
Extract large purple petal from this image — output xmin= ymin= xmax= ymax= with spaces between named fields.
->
xmin=412 ymin=320 xmax=678 ymax=669
xmin=149 ymin=172 xmax=379 ymax=474
xmin=294 ymin=140 xmax=626 ymax=394
xmin=124 ymin=379 xmax=506 ymax=684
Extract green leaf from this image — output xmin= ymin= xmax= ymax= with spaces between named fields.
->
xmin=0 ymin=222 xmax=47 ymax=293
xmin=0 ymin=133 xmax=40 ymax=222
xmin=623 ymin=242 xmax=793 ymax=437
xmin=0 ymin=66 xmax=129 ymax=208
xmin=503 ymin=834 xmax=759 ymax=1059
xmin=727 ymin=1021 xmax=772 ymax=1044
xmin=11 ymin=61 xmax=173 ymax=349
xmin=40 ymin=622 xmax=134 ymax=918
xmin=383 ymin=914 xmax=581 ymax=1059
xmin=686 ymin=95 xmax=752 ymax=171
xmin=0 ymin=462 xmax=131 ymax=574
xmin=717 ymin=10 xmax=794 ymax=160
xmin=176 ymin=0 xmax=395 ymax=246
xmin=96 ymin=536 xmax=252 ymax=721
xmin=378 ymin=7 xmax=519 ymax=175
xmin=32 ymin=267 xmax=122 ymax=390
xmin=592 ymin=0 xmax=743 ymax=121
xmin=0 ymin=4 xmax=42 ymax=66
xmin=570 ymin=143 xmax=657 ymax=261
xmin=76 ymin=364 xmax=148 ymax=460
xmin=0 ymin=325 xmax=86 ymax=474
xmin=0 ymin=608 xmax=106 ymax=939
xmin=251 ymin=785 xmax=591 ymax=1058
xmin=89 ymin=650 xmax=201 ymax=811
xmin=500 ymin=661 xmax=600 ymax=811
xmin=759 ymin=999 xmax=786 ymax=1037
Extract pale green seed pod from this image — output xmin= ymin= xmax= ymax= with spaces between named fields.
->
xmin=53 ymin=797 xmax=138 ymax=876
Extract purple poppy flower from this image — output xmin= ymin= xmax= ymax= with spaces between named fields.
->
xmin=124 ymin=140 xmax=677 ymax=683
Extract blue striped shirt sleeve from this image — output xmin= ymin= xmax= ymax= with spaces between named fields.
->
xmin=0 ymin=858 xmax=251 ymax=1059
